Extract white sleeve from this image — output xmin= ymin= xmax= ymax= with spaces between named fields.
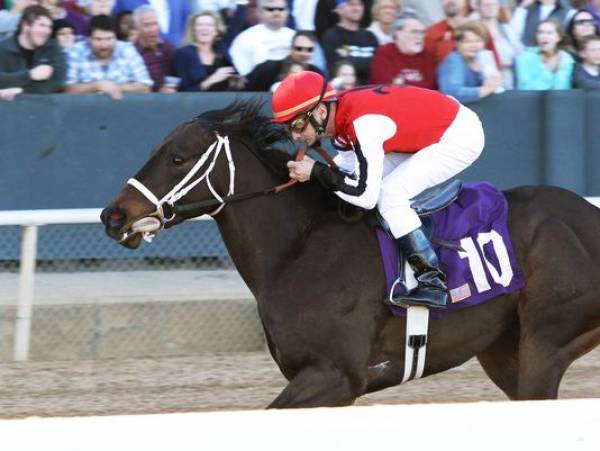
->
xmin=508 ymin=7 xmax=527 ymax=43
xmin=334 ymin=114 xmax=396 ymax=209
xmin=333 ymin=150 xmax=357 ymax=175
xmin=229 ymin=31 xmax=253 ymax=76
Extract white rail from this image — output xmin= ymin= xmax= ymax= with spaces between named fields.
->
xmin=0 ymin=209 xmax=210 ymax=362
xmin=1 ymin=197 xmax=599 ymax=362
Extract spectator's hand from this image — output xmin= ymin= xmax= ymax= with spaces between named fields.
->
xmin=159 ymin=85 xmax=177 ymax=94
xmin=0 ymin=87 xmax=23 ymax=101
xmin=29 ymin=65 xmax=54 ymax=81
xmin=208 ymin=66 xmax=237 ymax=84
xmin=480 ymin=72 xmax=503 ymax=98
xmin=96 ymin=80 xmax=124 ymax=100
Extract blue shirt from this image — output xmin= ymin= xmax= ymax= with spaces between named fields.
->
xmin=437 ymin=50 xmax=484 ymax=104
xmin=66 ymin=40 xmax=152 ymax=86
xmin=515 ymin=47 xmax=574 ymax=90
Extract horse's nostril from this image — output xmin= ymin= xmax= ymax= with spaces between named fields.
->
xmin=101 ymin=207 xmax=126 ymax=230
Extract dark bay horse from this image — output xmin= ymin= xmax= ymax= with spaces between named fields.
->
xmin=101 ymin=100 xmax=600 ymax=407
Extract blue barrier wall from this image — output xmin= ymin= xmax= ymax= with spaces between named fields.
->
xmin=1 ymin=90 xmax=599 ymax=210
xmin=0 ymin=90 xmax=598 ymax=261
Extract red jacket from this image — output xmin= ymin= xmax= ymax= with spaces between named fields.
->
xmin=369 ymin=43 xmax=437 ymax=89
xmin=333 ymin=84 xmax=460 ymax=153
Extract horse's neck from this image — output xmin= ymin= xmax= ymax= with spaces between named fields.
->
xmin=211 ymin=143 xmax=314 ymax=296
xmin=215 ymin=191 xmax=313 ymax=298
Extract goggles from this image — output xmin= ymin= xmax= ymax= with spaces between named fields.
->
xmin=287 ymin=111 xmax=313 ymax=133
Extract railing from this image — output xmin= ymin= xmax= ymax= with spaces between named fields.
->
xmin=0 ymin=209 xmax=210 ymax=362
xmin=2 ymin=198 xmax=599 ymax=361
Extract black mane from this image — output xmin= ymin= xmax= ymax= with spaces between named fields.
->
xmin=194 ymin=99 xmax=291 ymax=150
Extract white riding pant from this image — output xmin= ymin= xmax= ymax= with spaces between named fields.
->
xmin=378 ymin=105 xmax=485 ymax=239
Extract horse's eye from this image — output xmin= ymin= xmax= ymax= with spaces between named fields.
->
xmin=172 ymin=154 xmax=185 ymax=165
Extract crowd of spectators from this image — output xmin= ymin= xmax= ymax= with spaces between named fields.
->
xmin=1 ymin=0 xmax=600 ymax=103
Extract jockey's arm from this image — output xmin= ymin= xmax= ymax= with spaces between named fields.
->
xmin=311 ymin=114 xmax=396 ymax=210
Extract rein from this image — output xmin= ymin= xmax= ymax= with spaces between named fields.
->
xmin=173 ymin=144 xmax=335 ymax=214
xmin=125 ymin=134 xmax=336 ymax=242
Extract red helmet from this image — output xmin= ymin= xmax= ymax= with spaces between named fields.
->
xmin=272 ymin=71 xmax=337 ymax=123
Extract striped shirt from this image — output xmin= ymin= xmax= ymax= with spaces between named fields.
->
xmin=66 ymin=40 xmax=152 ymax=86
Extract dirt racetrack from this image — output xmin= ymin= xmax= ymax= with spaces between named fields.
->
xmin=1 ymin=347 xmax=599 ymax=418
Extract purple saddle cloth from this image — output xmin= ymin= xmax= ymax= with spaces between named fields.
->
xmin=377 ymin=182 xmax=525 ymax=318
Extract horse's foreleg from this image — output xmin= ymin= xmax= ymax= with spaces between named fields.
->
xmin=516 ymin=338 xmax=569 ymax=400
xmin=476 ymin=324 xmax=520 ymax=400
xmin=268 ymin=360 xmax=361 ymax=409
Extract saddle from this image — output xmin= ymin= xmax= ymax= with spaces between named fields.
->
xmin=375 ymin=179 xmax=463 ymax=243
xmin=374 ymin=181 xmax=525 ymax=318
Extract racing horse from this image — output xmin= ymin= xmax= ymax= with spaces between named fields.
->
xmin=101 ymin=100 xmax=600 ymax=407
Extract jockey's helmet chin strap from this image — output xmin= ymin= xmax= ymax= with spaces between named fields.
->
xmin=308 ymin=101 xmax=332 ymax=136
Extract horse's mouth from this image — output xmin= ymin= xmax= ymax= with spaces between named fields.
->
xmin=105 ymin=217 xmax=163 ymax=249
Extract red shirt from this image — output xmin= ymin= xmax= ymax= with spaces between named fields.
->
xmin=369 ymin=43 xmax=437 ymax=89
xmin=334 ymin=85 xmax=460 ymax=153
xmin=424 ymin=19 xmax=456 ymax=67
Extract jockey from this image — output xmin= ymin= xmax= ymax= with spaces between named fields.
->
xmin=271 ymin=71 xmax=485 ymax=309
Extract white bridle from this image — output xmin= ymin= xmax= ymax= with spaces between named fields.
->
xmin=124 ymin=134 xmax=235 ymax=242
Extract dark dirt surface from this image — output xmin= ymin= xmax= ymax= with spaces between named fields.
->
xmin=1 ymin=347 xmax=599 ymax=418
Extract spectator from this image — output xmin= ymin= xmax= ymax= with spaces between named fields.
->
xmin=509 ymin=0 xmax=574 ymax=46
xmin=425 ymin=0 xmax=468 ymax=67
xmin=64 ymin=14 xmax=152 ymax=99
xmin=0 ymin=86 xmax=24 ymax=100
xmin=52 ymin=17 xmax=76 ymax=49
xmin=330 ymin=58 xmax=356 ymax=89
xmin=515 ymin=19 xmax=574 ymax=89
xmin=269 ymin=59 xmax=306 ymax=91
xmin=115 ymin=9 xmax=136 ymax=41
xmin=438 ymin=20 xmax=503 ymax=103
xmin=245 ymin=30 xmax=325 ymax=90
xmin=229 ymin=0 xmax=295 ymax=76
xmin=475 ymin=0 xmax=523 ymax=89
xmin=172 ymin=11 xmax=238 ymax=91
xmin=132 ymin=5 xmax=175 ymax=92
xmin=41 ymin=0 xmax=87 ymax=36
xmin=573 ymin=34 xmax=600 ymax=87
xmin=367 ymin=0 xmax=400 ymax=45
xmin=113 ymin=0 xmax=191 ymax=46
xmin=370 ymin=13 xmax=437 ymax=88
xmin=0 ymin=0 xmax=37 ymax=40
xmin=0 ymin=5 xmax=66 ymax=93
xmin=321 ymin=0 xmax=378 ymax=83
xmin=565 ymin=8 xmax=599 ymax=60
xmin=314 ymin=0 xmax=373 ymax=41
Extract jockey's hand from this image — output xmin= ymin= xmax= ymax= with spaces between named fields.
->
xmin=287 ymin=156 xmax=315 ymax=182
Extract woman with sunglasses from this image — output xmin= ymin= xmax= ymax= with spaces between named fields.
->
xmin=565 ymin=9 xmax=600 ymax=61
xmin=272 ymin=71 xmax=484 ymax=310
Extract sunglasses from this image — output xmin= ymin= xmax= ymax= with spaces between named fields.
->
xmin=263 ymin=6 xmax=286 ymax=12
xmin=287 ymin=112 xmax=312 ymax=133
xmin=574 ymin=18 xmax=595 ymax=25
xmin=293 ymin=45 xmax=314 ymax=52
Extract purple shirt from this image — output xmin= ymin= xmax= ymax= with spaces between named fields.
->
xmin=134 ymin=40 xmax=176 ymax=92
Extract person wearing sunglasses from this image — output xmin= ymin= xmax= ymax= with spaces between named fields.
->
xmin=245 ymin=30 xmax=326 ymax=91
xmin=229 ymin=0 xmax=295 ymax=76
xmin=565 ymin=9 xmax=600 ymax=61
xmin=272 ymin=70 xmax=484 ymax=309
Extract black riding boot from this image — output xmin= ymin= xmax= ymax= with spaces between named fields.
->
xmin=391 ymin=227 xmax=448 ymax=309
